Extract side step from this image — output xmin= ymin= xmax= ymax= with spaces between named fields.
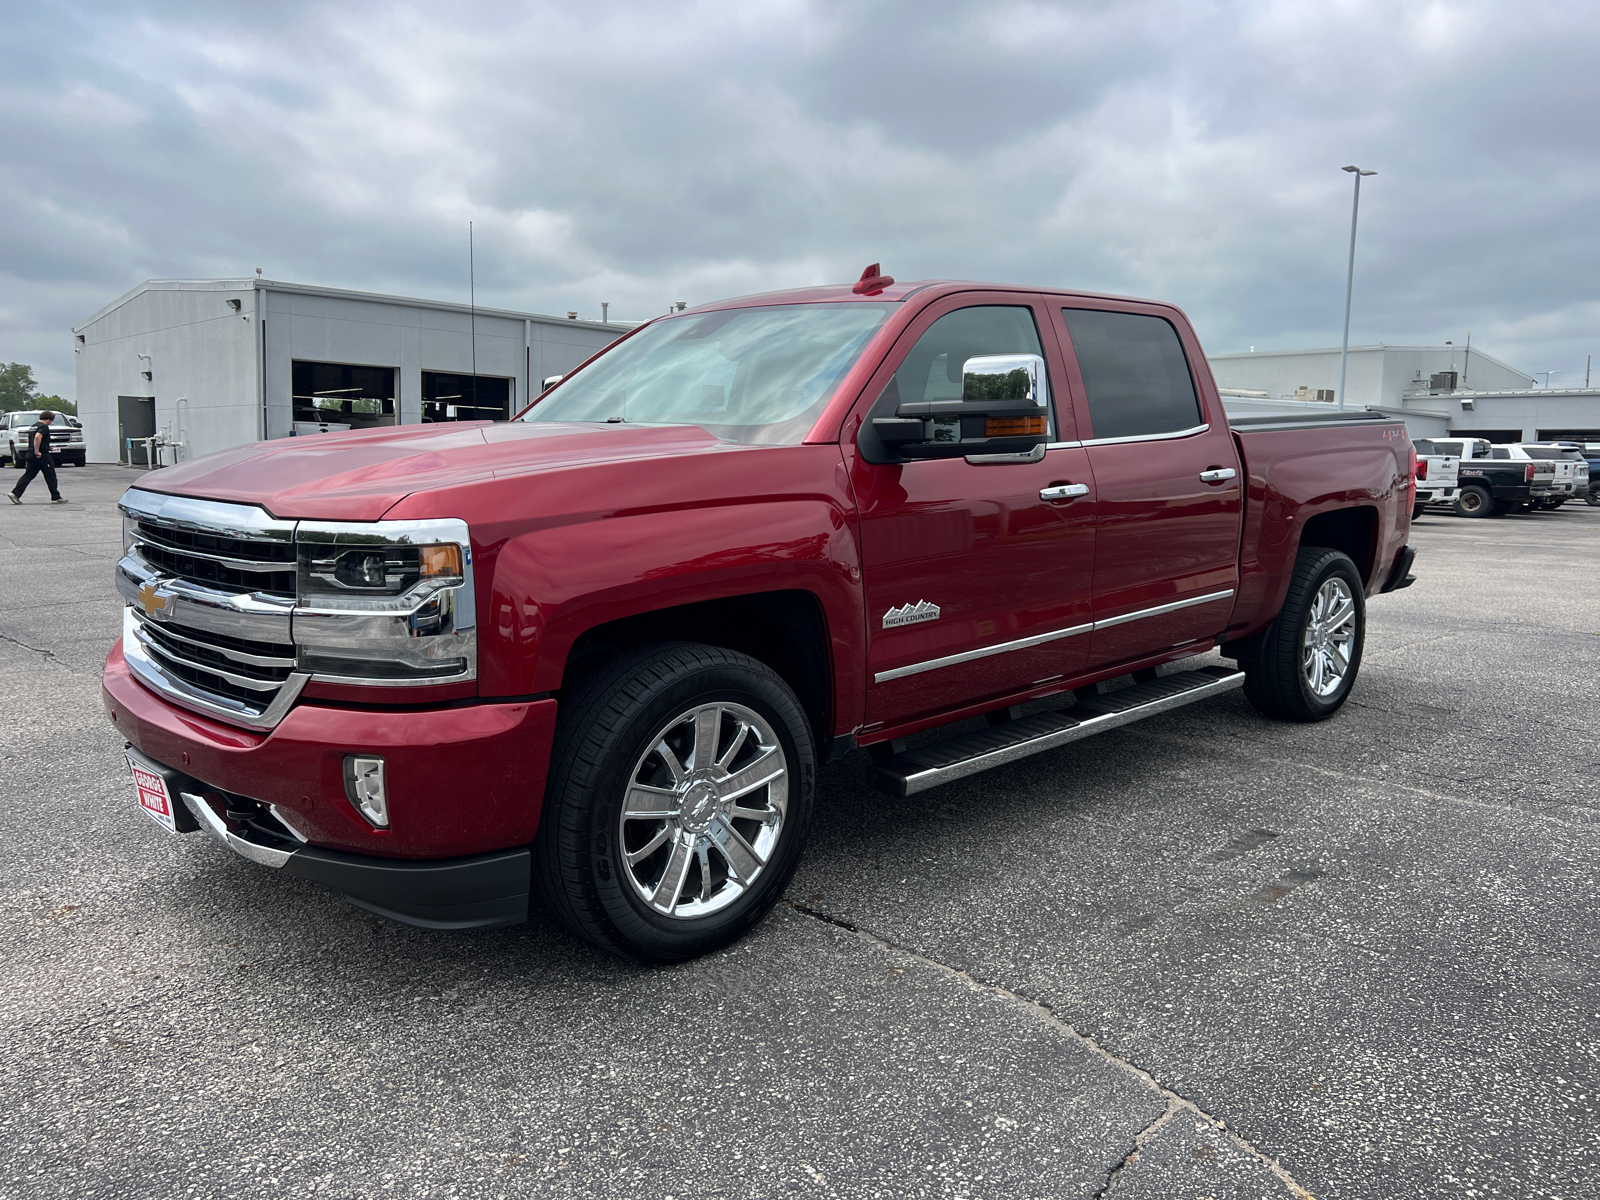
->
xmin=866 ymin=666 xmax=1246 ymax=798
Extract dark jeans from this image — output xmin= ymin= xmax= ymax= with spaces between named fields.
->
xmin=12 ymin=454 xmax=60 ymax=500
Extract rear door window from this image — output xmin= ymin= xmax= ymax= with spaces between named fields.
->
xmin=1061 ymin=309 xmax=1201 ymax=440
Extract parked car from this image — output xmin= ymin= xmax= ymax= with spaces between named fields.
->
xmin=1426 ymin=437 xmax=1553 ymax=516
xmin=1568 ymin=442 xmax=1600 ymax=505
xmin=1491 ymin=444 xmax=1587 ymax=508
xmin=1511 ymin=444 xmax=1592 ymax=509
xmin=103 ymin=273 xmax=1417 ymax=961
xmin=1410 ymin=439 xmax=1460 ymax=518
xmin=4 ymin=410 xmax=86 ymax=468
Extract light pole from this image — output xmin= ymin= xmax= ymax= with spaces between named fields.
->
xmin=1337 ymin=165 xmax=1377 ymax=412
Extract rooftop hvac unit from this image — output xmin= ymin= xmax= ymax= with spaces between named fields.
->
xmin=1430 ymin=370 xmax=1459 ymax=391
xmin=1293 ymin=386 xmax=1336 ymax=402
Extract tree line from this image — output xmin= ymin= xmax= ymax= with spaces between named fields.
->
xmin=0 ymin=363 xmax=77 ymax=416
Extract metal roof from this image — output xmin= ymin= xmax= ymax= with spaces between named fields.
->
xmin=74 ymin=277 xmax=626 ymax=334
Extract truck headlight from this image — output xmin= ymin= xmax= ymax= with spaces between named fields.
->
xmin=293 ymin=518 xmax=477 ymax=685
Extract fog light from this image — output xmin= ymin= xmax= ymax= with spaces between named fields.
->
xmin=343 ymin=755 xmax=388 ymax=828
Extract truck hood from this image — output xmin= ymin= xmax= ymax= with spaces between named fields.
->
xmin=132 ymin=421 xmax=729 ymax=520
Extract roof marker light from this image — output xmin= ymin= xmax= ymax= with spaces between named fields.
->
xmin=852 ymin=263 xmax=895 ymax=296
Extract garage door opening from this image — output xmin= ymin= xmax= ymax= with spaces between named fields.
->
xmin=422 ymin=372 xmax=513 ymax=423
xmin=1448 ymin=429 xmax=1522 ymax=444
xmin=292 ymin=361 xmax=397 ymax=433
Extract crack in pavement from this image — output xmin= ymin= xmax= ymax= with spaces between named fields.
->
xmin=1095 ymin=1099 xmax=1184 ymax=1199
xmin=0 ymin=633 xmax=55 ymax=661
xmin=1131 ymin=725 xmax=1600 ymax=829
xmin=782 ymin=899 xmax=1316 ymax=1200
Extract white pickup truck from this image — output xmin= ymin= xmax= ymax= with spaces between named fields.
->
xmin=4 ymin=410 xmax=87 ymax=468
xmin=1506 ymin=444 xmax=1591 ymax=509
xmin=1410 ymin=440 xmax=1460 ymax=518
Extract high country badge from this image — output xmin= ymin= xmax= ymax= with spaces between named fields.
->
xmin=882 ymin=600 xmax=941 ymax=629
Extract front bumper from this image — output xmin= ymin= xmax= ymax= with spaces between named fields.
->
xmin=180 ymin=784 xmax=530 ymax=929
xmin=105 ymin=641 xmax=558 ymax=926
xmin=136 ymin=757 xmax=529 ymax=929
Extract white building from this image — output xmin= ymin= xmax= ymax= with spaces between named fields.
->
xmin=1207 ymin=343 xmax=1534 ymax=409
xmin=73 ymin=278 xmax=627 ymax=465
xmin=1209 ymin=343 xmax=1600 ymax=443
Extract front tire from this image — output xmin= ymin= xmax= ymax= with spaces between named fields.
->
xmin=1453 ymin=484 xmax=1492 ymax=517
xmin=534 ymin=642 xmax=815 ymax=962
xmin=1411 ymin=502 xmax=1428 ymax=521
xmin=1243 ymin=548 xmax=1365 ymax=723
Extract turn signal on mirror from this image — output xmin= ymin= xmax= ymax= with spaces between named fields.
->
xmin=984 ymin=416 xmax=1047 ymax=437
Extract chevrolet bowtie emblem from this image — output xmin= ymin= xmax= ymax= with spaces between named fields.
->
xmin=137 ymin=581 xmax=174 ymax=618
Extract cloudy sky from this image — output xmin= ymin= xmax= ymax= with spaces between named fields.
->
xmin=5 ymin=0 xmax=1600 ymax=399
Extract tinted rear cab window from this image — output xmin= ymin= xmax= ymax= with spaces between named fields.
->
xmin=1062 ymin=309 xmax=1201 ymax=440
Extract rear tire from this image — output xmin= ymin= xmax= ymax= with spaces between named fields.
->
xmin=534 ymin=642 xmax=815 ymax=963
xmin=1411 ymin=502 xmax=1427 ymax=521
xmin=1452 ymin=484 xmax=1492 ymax=517
xmin=1243 ymin=548 xmax=1365 ymax=723
xmin=1586 ymin=492 xmax=1600 ymax=507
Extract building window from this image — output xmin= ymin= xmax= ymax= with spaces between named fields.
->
xmin=292 ymin=361 xmax=396 ymax=431
xmin=422 ymin=372 xmax=513 ymax=423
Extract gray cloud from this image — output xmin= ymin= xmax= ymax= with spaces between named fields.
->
xmin=5 ymin=0 xmax=1600 ymax=399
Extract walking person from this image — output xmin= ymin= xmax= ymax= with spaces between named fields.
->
xmin=8 ymin=409 xmax=67 ymax=504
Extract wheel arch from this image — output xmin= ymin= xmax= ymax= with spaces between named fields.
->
xmin=1297 ymin=505 xmax=1378 ymax=586
xmin=558 ymin=589 xmax=835 ymax=747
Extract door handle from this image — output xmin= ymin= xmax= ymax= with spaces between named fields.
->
xmin=1199 ymin=467 xmax=1237 ymax=483
xmin=1040 ymin=483 xmax=1090 ymax=501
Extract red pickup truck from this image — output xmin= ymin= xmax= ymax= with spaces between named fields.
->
xmin=104 ymin=271 xmax=1417 ymax=961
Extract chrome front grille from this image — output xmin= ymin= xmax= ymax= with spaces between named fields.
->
xmin=132 ymin=519 xmax=297 ymax=597
xmin=118 ymin=490 xmax=307 ymax=729
xmin=132 ymin=615 xmax=295 ymax=705
xmin=115 ymin=488 xmax=478 ymax=731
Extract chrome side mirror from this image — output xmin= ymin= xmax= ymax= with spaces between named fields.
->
xmin=961 ymin=354 xmax=1047 ymax=407
xmin=871 ymin=353 xmax=1051 ymax=460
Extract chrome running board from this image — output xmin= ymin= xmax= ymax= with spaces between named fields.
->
xmin=866 ymin=666 xmax=1246 ymax=798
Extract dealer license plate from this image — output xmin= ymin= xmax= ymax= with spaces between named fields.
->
xmin=128 ymin=752 xmax=178 ymax=833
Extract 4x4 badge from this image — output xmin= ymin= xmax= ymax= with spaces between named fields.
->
xmin=883 ymin=600 xmax=940 ymax=628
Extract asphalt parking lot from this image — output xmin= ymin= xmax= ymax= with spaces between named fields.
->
xmin=1 ymin=464 xmax=1596 ymax=1200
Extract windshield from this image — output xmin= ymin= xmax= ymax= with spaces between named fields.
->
xmin=11 ymin=411 xmax=75 ymax=428
xmin=521 ymin=303 xmax=895 ymax=445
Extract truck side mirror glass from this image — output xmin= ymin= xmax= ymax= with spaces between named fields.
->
xmin=961 ymin=354 xmax=1046 ymax=406
xmin=871 ymin=353 xmax=1051 ymax=461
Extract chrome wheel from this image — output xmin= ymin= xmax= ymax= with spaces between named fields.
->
xmin=1302 ymin=577 xmax=1356 ymax=698
xmin=619 ymin=702 xmax=788 ymax=919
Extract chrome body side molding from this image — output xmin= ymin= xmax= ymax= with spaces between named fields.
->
xmin=874 ymin=590 xmax=1236 ymax=683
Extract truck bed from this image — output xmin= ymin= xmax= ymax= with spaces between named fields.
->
xmin=1225 ymin=411 xmax=1411 ymax=639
